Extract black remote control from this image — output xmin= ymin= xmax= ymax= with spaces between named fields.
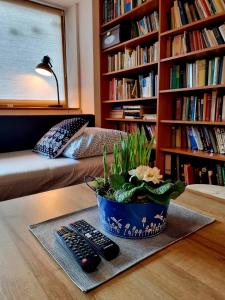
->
xmin=69 ymin=220 xmax=120 ymax=261
xmin=55 ymin=226 xmax=101 ymax=273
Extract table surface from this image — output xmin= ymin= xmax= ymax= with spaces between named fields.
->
xmin=0 ymin=184 xmax=225 ymax=300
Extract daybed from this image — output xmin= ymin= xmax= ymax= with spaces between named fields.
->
xmin=0 ymin=115 xmax=112 ymax=201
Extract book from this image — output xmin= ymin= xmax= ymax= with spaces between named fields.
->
xmin=165 ymin=154 xmax=172 ymax=176
xmin=210 ymin=90 xmax=217 ymax=121
xmin=184 ymin=164 xmax=195 ymax=185
xmin=222 ymin=95 xmax=225 ymax=121
xmin=177 ymin=0 xmax=188 ymax=25
xmin=205 ymin=93 xmax=212 ymax=121
xmin=187 ymin=127 xmax=198 ymax=150
xmin=175 ymin=97 xmax=183 ymax=119
xmin=175 ymin=126 xmax=181 ymax=148
xmin=219 ymin=24 xmax=225 ymax=41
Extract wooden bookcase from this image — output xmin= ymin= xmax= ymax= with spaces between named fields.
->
xmin=99 ymin=0 xmax=225 ymax=177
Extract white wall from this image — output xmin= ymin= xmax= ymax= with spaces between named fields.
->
xmin=78 ymin=0 xmax=94 ymax=114
xmin=65 ymin=4 xmax=80 ymax=108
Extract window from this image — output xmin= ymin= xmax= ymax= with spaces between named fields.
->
xmin=0 ymin=0 xmax=66 ymax=106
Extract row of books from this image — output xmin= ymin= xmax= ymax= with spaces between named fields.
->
xmin=115 ymin=122 xmax=156 ymax=142
xmin=174 ymin=93 xmax=225 ymax=122
xmin=102 ymin=0 xmax=147 ymax=23
xmin=166 ymin=24 xmax=225 ymax=57
xmin=165 ymin=154 xmax=225 ymax=186
xmin=170 ymin=56 xmax=225 ymax=89
xmin=109 ymin=78 xmax=138 ymax=100
xmin=109 ymin=104 xmax=156 ymax=120
xmin=107 ymin=42 xmax=158 ymax=72
xmin=109 ymin=72 xmax=158 ymax=100
xmin=130 ymin=11 xmax=159 ymax=38
xmin=169 ymin=0 xmax=225 ymax=30
xmin=172 ymin=125 xmax=225 ymax=154
xmin=182 ymin=162 xmax=225 ymax=185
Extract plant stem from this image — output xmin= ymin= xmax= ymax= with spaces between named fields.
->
xmin=103 ymin=144 xmax=108 ymax=184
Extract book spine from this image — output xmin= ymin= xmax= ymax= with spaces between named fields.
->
xmin=175 ymin=98 xmax=182 ymax=120
xmin=216 ymin=163 xmax=223 ymax=186
xmin=212 ymin=27 xmax=224 ymax=44
xmin=205 ymin=93 xmax=212 ymax=121
xmin=177 ymin=0 xmax=188 ymax=25
xmin=208 ymin=0 xmax=217 ymax=13
xmin=188 ymin=126 xmax=198 ymax=150
xmin=222 ymin=95 xmax=225 ymax=121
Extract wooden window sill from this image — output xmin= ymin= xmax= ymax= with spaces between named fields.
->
xmin=0 ymin=107 xmax=79 ymax=110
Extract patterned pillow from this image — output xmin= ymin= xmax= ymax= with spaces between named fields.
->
xmin=33 ymin=118 xmax=88 ymax=158
xmin=63 ymin=127 xmax=127 ymax=159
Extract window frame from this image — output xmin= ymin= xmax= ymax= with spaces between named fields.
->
xmin=0 ymin=0 xmax=68 ymax=108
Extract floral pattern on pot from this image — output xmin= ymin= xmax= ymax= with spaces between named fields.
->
xmin=97 ymin=195 xmax=169 ymax=239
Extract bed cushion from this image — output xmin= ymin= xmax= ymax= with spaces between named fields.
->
xmin=33 ymin=118 xmax=88 ymax=158
xmin=63 ymin=127 xmax=126 ymax=159
xmin=0 ymin=150 xmax=113 ymax=201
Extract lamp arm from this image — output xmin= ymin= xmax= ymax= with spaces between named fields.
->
xmin=51 ymin=70 xmax=60 ymax=106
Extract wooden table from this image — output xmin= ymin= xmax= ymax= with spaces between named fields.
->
xmin=0 ymin=184 xmax=225 ymax=300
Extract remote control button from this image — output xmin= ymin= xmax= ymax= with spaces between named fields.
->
xmin=81 ymin=258 xmax=87 ymax=264
xmin=69 ymin=220 xmax=120 ymax=261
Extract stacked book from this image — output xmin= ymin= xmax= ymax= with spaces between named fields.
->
xmin=166 ymin=24 xmax=225 ymax=57
xmin=174 ymin=92 xmax=225 ymax=121
xmin=131 ymin=11 xmax=159 ymax=38
xmin=172 ymin=125 xmax=225 ymax=154
xmin=107 ymin=41 xmax=158 ymax=72
xmin=169 ymin=0 xmax=225 ymax=30
xmin=109 ymin=104 xmax=156 ymax=120
xmin=170 ymin=56 xmax=225 ymax=89
xmin=102 ymin=0 xmax=147 ymax=23
xmin=109 ymin=110 xmax=124 ymax=119
xmin=109 ymin=103 xmax=124 ymax=118
xmin=165 ymin=153 xmax=225 ymax=185
xmin=123 ymin=104 xmax=156 ymax=120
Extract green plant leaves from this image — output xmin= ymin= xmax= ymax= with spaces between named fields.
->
xmin=144 ymin=182 xmax=173 ymax=195
xmin=109 ymin=174 xmax=125 ymax=190
xmin=115 ymin=183 xmax=145 ymax=203
xmin=109 ymin=128 xmax=155 ymax=176
xmin=112 ymin=179 xmax=185 ymax=204
xmin=170 ymin=180 xmax=185 ymax=199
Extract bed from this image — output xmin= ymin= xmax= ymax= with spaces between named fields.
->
xmin=0 ymin=114 xmax=111 ymax=201
xmin=0 ymin=150 xmax=113 ymax=201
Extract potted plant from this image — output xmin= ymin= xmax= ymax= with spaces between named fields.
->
xmin=88 ymin=129 xmax=185 ymax=239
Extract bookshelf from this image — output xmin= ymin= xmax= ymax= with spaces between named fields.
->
xmin=105 ymin=118 xmax=157 ymax=122
xmin=99 ymin=0 xmax=225 ymax=184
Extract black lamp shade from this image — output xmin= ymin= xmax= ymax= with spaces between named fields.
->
xmin=35 ymin=56 xmax=53 ymax=76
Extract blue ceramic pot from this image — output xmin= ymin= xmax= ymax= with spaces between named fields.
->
xmin=97 ymin=195 xmax=169 ymax=239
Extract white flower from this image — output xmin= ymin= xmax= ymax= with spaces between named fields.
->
xmin=144 ymin=167 xmax=163 ymax=184
xmin=128 ymin=165 xmax=150 ymax=180
xmin=128 ymin=165 xmax=162 ymax=184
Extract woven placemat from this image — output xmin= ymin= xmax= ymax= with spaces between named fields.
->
xmin=29 ymin=203 xmax=214 ymax=292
